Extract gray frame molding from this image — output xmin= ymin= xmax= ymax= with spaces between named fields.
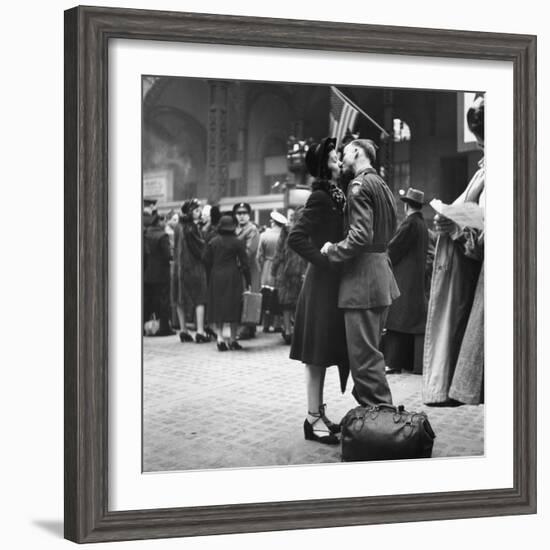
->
xmin=64 ymin=5 xmax=537 ymax=543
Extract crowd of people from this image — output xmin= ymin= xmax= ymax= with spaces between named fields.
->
xmin=143 ymin=197 xmax=308 ymax=351
xmin=144 ymin=96 xmax=486 ymax=447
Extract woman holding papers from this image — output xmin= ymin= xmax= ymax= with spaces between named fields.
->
xmin=423 ymin=95 xmax=485 ymax=405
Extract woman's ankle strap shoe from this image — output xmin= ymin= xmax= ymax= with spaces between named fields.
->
xmin=303 ymin=417 xmax=339 ymax=445
xmin=318 ymin=404 xmax=341 ymax=434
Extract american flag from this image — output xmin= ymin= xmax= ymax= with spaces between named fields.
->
xmin=329 ymin=86 xmax=359 ymax=149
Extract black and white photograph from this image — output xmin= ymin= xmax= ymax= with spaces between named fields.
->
xmin=1 ymin=0 xmax=543 ymax=546
xmin=141 ymin=76 xmax=485 ymax=472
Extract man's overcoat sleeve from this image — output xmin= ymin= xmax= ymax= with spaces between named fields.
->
xmin=388 ymin=216 xmax=416 ymax=266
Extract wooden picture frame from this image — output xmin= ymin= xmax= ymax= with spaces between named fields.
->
xmin=64 ymin=5 xmax=537 ymax=543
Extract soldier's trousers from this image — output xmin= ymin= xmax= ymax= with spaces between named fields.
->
xmin=344 ymin=307 xmax=393 ymax=407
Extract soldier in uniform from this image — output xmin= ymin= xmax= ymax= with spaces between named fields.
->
xmin=233 ymin=202 xmax=261 ymax=339
xmin=321 ymin=139 xmax=400 ymax=407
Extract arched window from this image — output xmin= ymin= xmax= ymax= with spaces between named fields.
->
xmin=143 ymin=106 xmax=207 ymax=201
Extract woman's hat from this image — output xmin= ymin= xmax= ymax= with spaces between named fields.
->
xmin=181 ymin=198 xmax=201 ymax=215
xmin=270 ymin=211 xmax=288 ymax=226
xmin=305 ymin=137 xmax=336 ymax=178
xmin=400 ymin=187 xmax=425 ymax=207
xmin=217 ymin=214 xmax=237 ymax=233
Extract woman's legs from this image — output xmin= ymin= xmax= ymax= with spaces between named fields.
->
xmin=180 ymin=304 xmax=193 ymax=333
xmin=195 ymin=304 xmax=205 ymax=335
xmin=229 ymin=323 xmax=239 ymax=342
xmin=304 ymin=364 xmax=338 ymax=443
xmin=227 ymin=322 xmax=243 ymax=350
xmin=282 ymin=310 xmax=292 ymax=335
xmin=177 ymin=305 xmax=194 ymax=342
xmin=213 ymin=323 xmax=224 ymax=343
xmin=305 ymin=364 xmax=326 ymax=424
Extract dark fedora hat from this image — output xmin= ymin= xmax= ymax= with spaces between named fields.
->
xmin=400 ymin=187 xmax=425 ymax=207
xmin=218 ymin=214 xmax=237 ymax=234
xmin=305 ymin=137 xmax=336 ymax=178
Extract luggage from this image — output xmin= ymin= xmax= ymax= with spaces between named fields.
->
xmin=341 ymin=404 xmax=435 ymax=462
xmin=241 ymin=291 xmax=263 ymax=325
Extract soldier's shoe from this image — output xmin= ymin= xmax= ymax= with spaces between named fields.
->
xmin=384 ymin=366 xmax=402 ymax=375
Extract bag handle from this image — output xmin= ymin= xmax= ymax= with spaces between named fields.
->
xmin=371 ymin=403 xmax=404 ymax=413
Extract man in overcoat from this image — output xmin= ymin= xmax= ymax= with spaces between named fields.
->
xmin=144 ymin=211 xmax=174 ymax=336
xmin=321 ymin=139 xmax=399 ymax=407
xmin=383 ymin=188 xmax=429 ymax=374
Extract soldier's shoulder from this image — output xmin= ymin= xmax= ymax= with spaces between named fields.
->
xmin=362 ymin=170 xmax=383 ymax=183
xmin=349 ymin=179 xmax=363 ymax=196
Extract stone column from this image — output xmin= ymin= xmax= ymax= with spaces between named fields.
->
xmin=207 ymin=81 xmax=229 ymax=203
xmin=235 ymin=83 xmax=248 ymax=196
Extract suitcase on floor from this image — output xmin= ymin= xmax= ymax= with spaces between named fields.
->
xmin=241 ymin=291 xmax=262 ymax=325
xmin=341 ymin=404 xmax=436 ymax=462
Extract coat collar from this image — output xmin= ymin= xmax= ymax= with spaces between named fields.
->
xmin=355 ymin=166 xmax=377 ymax=178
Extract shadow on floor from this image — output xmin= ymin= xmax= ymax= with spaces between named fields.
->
xmin=32 ymin=520 xmax=64 ymax=539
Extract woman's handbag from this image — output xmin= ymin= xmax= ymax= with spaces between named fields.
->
xmin=144 ymin=314 xmax=160 ymax=336
xmin=340 ymin=404 xmax=436 ymax=462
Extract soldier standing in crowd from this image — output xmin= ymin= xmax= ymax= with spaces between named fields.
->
xmin=383 ymin=188 xmax=429 ymax=375
xmin=233 ymin=202 xmax=260 ymax=339
xmin=321 ymin=139 xmax=399 ymax=407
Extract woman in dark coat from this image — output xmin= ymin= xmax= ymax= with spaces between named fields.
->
xmin=288 ymin=137 xmax=348 ymax=445
xmin=174 ymin=198 xmax=209 ymax=343
xmin=203 ymin=215 xmax=251 ymax=351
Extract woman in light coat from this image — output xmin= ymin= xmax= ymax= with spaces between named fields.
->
xmin=423 ymin=96 xmax=485 ymax=405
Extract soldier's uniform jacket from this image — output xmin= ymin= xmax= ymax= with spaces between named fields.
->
xmin=326 ymin=167 xmax=400 ymax=309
